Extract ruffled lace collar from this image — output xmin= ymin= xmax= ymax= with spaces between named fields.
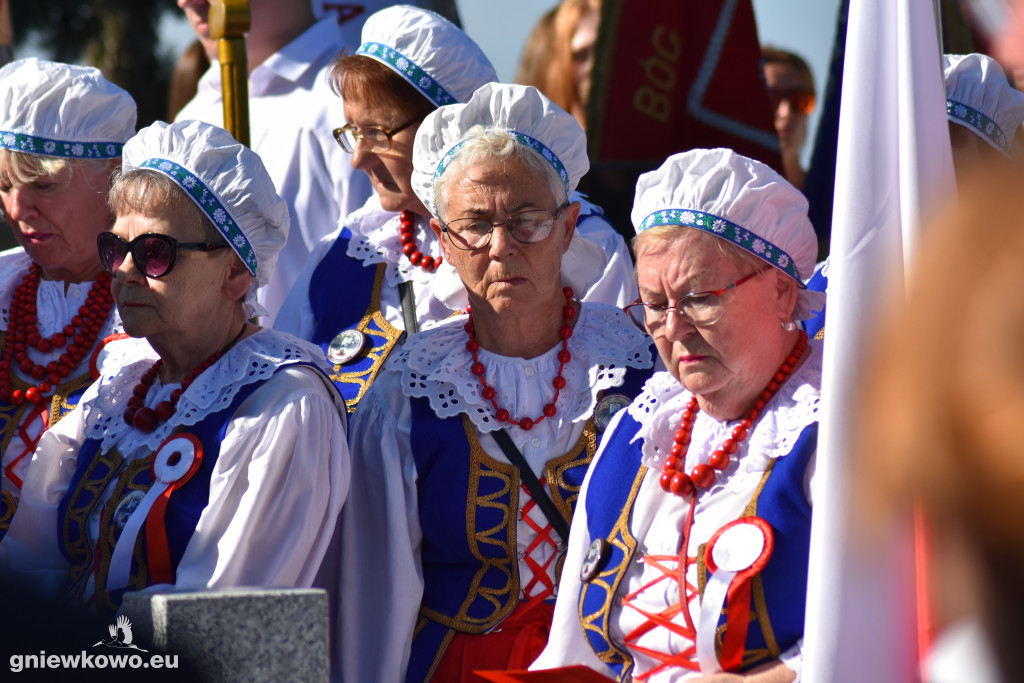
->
xmin=343 ymin=196 xmax=454 ymax=288
xmin=627 ymin=338 xmax=822 ymax=497
xmin=397 ymin=303 xmax=653 ymax=434
xmin=82 ymin=328 xmax=331 ymax=455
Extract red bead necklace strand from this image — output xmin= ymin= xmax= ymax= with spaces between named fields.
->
xmin=465 ymin=286 xmax=575 ymax=432
xmin=0 ymin=264 xmax=114 ymax=405
xmin=660 ymin=331 xmax=809 ymax=498
xmin=123 ymin=323 xmax=248 ymax=433
xmin=399 ymin=210 xmax=441 ymax=272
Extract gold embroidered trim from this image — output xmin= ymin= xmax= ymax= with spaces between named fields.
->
xmin=94 ymin=454 xmax=156 ymax=614
xmin=420 ymin=414 xmax=518 ymax=633
xmin=578 ymin=465 xmax=646 ymax=680
xmin=0 ymin=488 xmax=15 ymax=534
xmin=64 ymin=448 xmax=125 ymax=589
xmin=329 ymin=264 xmax=404 ymax=413
xmin=420 ymin=628 xmax=457 ymax=683
xmin=544 ymin=420 xmax=598 ymax=525
xmin=417 ymin=413 xmax=600 ymax=681
xmin=696 ymin=457 xmax=780 ymax=666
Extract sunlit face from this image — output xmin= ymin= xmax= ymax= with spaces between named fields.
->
xmin=635 ymin=230 xmax=796 ymax=416
xmin=996 ymin=0 xmax=1024 ymax=82
xmin=764 ymin=62 xmax=812 ymax=155
xmin=431 ymin=156 xmax=578 ymax=321
xmin=342 ymin=95 xmax=427 ymax=215
xmin=177 ymin=0 xmax=211 ymax=41
xmin=110 ymin=202 xmax=240 ymax=349
xmin=571 ymin=7 xmax=600 ymax=112
xmin=0 ymin=157 xmax=115 ymax=282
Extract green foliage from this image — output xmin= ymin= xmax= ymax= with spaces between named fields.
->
xmin=9 ymin=0 xmax=184 ymax=128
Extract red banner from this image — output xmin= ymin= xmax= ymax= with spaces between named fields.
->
xmin=588 ymin=0 xmax=782 ymax=172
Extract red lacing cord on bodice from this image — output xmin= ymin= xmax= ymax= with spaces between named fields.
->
xmin=621 ymin=495 xmax=702 ymax=679
xmin=519 ymin=477 xmax=558 ymax=601
xmin=3 ymin=402 xmax=48 ymax=488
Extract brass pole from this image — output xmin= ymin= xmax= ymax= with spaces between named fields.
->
xmin=209 ymin=0 xmax=250 ymax=147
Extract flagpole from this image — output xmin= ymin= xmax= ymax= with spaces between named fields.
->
xmin=210 ymin=0 xmax=250 ymax=147
xmin=802 ymin=0 xmax=955 ymax=679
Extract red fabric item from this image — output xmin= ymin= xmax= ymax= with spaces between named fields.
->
xmin=433 ymin=595 xmax=555 ymax=683
xmin=588 ymin=0 xmax=782 ymax=172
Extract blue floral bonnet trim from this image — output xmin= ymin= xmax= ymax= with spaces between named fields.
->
xmin=357 ymin=42 xmax=455 ymax=108
xmin=638 ymin=208 xmax=805 ymax=284
xmin=433 ymin=131 xmax=571 ymax=199
xmin=0 ymin=130 xmax=123 ymax=159
xmin=946 ymin=98 xmax=1010 ymax=154
xmin=138 ymin=158 xmax=258 ymax=275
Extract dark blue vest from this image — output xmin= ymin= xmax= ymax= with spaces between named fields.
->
xmin=57 ymin=363 xmax=320 ymax=615
xmin=579 ymin=412 xmax=817 ymax=681
xmin=309 ymin=228 xmax=405 ymax=413
xmin=404 ymin=360 xmax=654 ymax=683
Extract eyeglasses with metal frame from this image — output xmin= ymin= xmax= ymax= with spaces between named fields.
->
xmin=97 ymin=232 xmax=227 ymax=279
xmin=441 ymin=205 xmax=568 ymax=251
xmin=332 ymin=114 xmax=422 ymax=154
xmin=624 ymin=269 xmax=764 ymax=331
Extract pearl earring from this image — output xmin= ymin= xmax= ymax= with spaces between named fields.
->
xmin=781 ymin=321 xmax=798 ymax=332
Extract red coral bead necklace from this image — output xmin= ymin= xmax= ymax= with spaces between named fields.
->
xmin=0 ymin=263 xmax=114 ymax=405
xmin=465 ymin=286 xmax=575 ymax=431
xmin=399 ymin=210 xmax=441 ymax=272
xmin=660 ymin=330 xmax=809 ymax=498
xmin=123 ymin=322 xmax=249 ymax=433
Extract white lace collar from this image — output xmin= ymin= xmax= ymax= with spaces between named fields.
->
xmin=626 ymin=338 xmax=822 ymax=497
xmin=397 ymin=302 xmax=653 ymax=434
xmin=82 ymin=328 xmax=331 ymax=455
xmin=343 ymin=195 xmax=452 ymax=287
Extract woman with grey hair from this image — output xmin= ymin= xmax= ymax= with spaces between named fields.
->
xmin=0 ymin=120 xmax=349 ymax=615
xmin=338 ymin=83 xmax=653 ymax=682
xmin=533 ymin=148 xmax=825 ymax=682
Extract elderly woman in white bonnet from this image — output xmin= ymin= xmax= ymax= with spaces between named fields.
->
xmin=338 ymin=82 xmax=653 ymax=683
xmin=0 ymin=59 xmax=136 ymax=541
xmin=533 ymin=148 xmax=826 ymax=682
xmin=277 ymin=5 xmax=636 ymax=416
xmin=944 ymin=52 xmax=1024 ymax=181
xmin=275 ymin=5 xmax=497 ymax=413
xmin=0 ymin=120 xmax=349 ymax=616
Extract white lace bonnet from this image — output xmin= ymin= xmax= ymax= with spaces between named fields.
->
xmin=356 ymin=5 xmax=497 ymax=107
xmin=0 ymin=58 xmax=137 ymax=160
xmin=632 ymin=148 xmax=825 ymax=321
xmin=944 ymin=52 xmax=1024 ymax=157
xmin=411 ymin=82 xmax=589 ymax=219
xmin=121 ymin=120 xmax=289 ymax=317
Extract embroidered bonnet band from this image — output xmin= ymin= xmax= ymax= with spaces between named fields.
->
xmin=638 ymin=208 xmax=803 ymax=284
xmin=433 ymin=130 xmax=571 ymax=199
xmin=357 ymin=42 xmax=456 ymax=108
xmin=139 ymin=158 xmax=258 ymax=275
xmin=946 ymin=99 xmax=1010 ymax=153
xmin=0 ymin=132 xmax=123 ymax=159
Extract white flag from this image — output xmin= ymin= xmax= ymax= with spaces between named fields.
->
xmin=802 ymin=0 xmax=955 ymax=681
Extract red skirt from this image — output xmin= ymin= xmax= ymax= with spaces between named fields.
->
xmin=432 ymin=595 xmax=555 ymax=682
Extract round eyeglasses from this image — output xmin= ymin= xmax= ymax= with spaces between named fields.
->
xmin=98 ymin=232 xmax=227 ymax=279
xmin=441 ymin=206 xmax=566 ymax=251
xmin=332 ymin=114 xmax=422 ymax=154
xmin=624 ymin=269 xmax=764 ymax=331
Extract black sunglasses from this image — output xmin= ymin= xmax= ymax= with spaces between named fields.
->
xmin=97 ymin=232 xmax=227 ymax=279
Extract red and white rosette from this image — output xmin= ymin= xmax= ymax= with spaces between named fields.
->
xmin=106 ymin=433 xmax=203 ymax=591
xmin=696 ymin=517 xmax=775 ymax=674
